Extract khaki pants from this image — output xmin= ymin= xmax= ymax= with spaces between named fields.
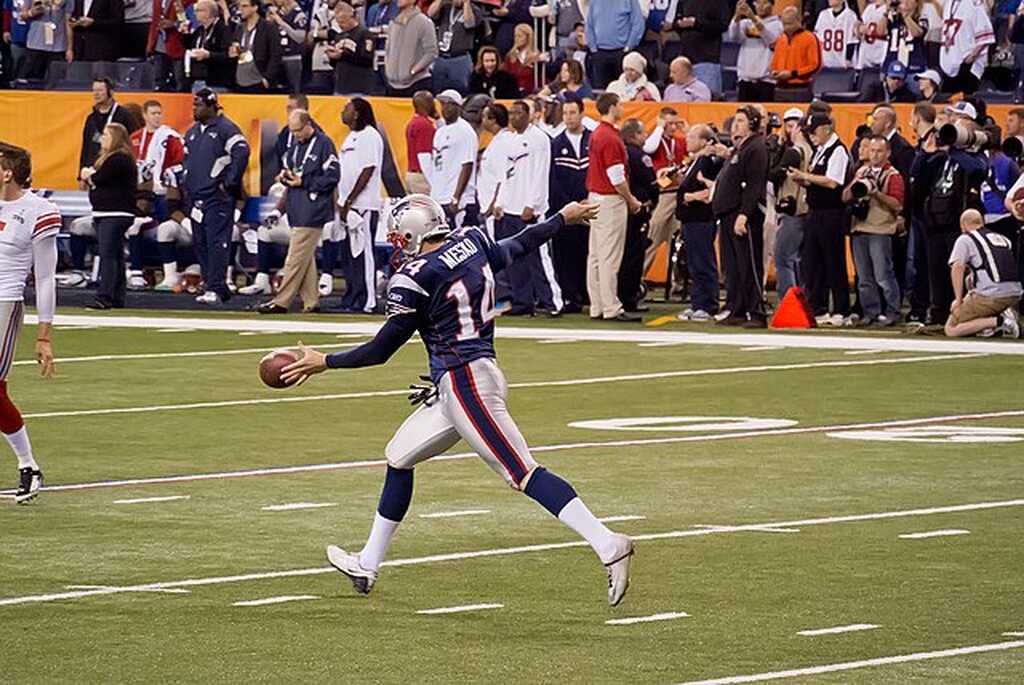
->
xmin=643 ymin=192 xmax=680 ymax=274
xmin=272 ymin=226 xmax=321 ymax=311
xmin=405 ymin=171 xmax=430 ymax=196
xmin=587 ymin=193 xmax=627 ymax=319
xmin=948 ymin=293 xmax=1019 ymax=325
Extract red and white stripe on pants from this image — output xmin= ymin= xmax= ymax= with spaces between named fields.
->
xmin=384 ymin=357 xmax=538 ymax=488
xmin=0 ymin=301 xmax=24 ymax=381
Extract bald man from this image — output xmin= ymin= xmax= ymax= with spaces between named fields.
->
xmin=944 ymin=210 xmax=1021 ymax=338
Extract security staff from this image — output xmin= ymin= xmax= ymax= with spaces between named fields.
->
xmin=711 ymin=105 xmax=770 ymax=327
xmin=257 ymin=109 xmax=340 ymax=315
xmin=619 ymin=118 xmax=657 ymax=313
xmin=548 ymin=93 xmax=591 ymax=313
xmin=182 ymin=89 xmax=250 ymax=304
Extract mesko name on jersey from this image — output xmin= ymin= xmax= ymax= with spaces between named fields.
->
xmin=438 ymin=238 xmax=479 ymax=270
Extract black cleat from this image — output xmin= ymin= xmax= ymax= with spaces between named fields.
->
xmin=15 ymin=468 xmax=42 ymax=504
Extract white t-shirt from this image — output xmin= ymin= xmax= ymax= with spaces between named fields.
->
xmin=940 ymin=0 xmax=995 ymax=80
xmin=429 ymin=117 xmax=478 ymax=208
xmin=811 ymin=134 xmax=850 ymax=185
xmin=497 ymin=124 xmax=551 ymax=216
xmin=949 ymin=230 xmax=1023 ymax=299
xmin=477 ymin=128 xmax=515 ymax=215
xmin=858 ymin=3 xmax=889 ymax=69
xmin=921 ymin=0 xmax=943 ymax=43
xmin=815 ymin=7 xmax=860 ymax=69
xmin=0 ymin=191 xmax=60 ymax=301
xmin=337 ymin=126 xmax=384 ymax=211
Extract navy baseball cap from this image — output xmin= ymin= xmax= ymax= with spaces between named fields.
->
xmin=193 ymin=87 xmax=219 ymax=106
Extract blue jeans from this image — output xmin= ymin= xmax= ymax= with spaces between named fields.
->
xmin=693 ymin=62 xmax=722 ymax=96
xmin=683 ymin=221 xmax=719 ymax=314
xmin=432 ymin=54 xmax=473 ymax=93
xmin=774 ymin=213 xmax=804 ymax=301
xmin=851 ymin=233 xmax=900 ymax=320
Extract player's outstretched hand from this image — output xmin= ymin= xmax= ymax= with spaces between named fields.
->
xmin=559 ymin=201 xmax=600 ymax=225
xmin=280 ymin=341 xmax=327 ymax=386
xmin=35 ymin=340 xmax=55 ymax=379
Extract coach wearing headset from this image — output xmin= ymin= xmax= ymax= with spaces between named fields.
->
xmin=710 ymin=106 xmax=770 ymax=328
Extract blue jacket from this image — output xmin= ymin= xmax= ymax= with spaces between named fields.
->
xmin=183 ymin=115 xmax=250 ymax=204
xmin=982 ymin=152 xmax=1021 ymax=218
xmin=586 ymin=0 xmax=645 ymax=52
xmin=549 ymin=129 xmax=590 ymax=214
xmin=283 ymin=130 xmax=340 ymax=228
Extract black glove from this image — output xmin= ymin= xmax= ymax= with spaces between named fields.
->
xmin=408 ymin=375 xmax=439 ymax=407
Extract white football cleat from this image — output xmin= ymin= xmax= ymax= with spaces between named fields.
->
xmin=318 ymin=273 xmax=334 ymax=297
xmin=604 ymin=534 xmax=634 ymax=607
xmin=195 ymin=291 xmax=221 ymax=305
xmin=239 ymin=273 xmax=272 ymax=295
xmin=1000 ymin=308 xmax=1020 ymax=339
xmin=127 ymin=272 xmax=148 ymax=290
xmin=326 ymin=545 xmax=378 ymax=595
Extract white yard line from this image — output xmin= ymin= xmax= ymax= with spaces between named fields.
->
xmin=416 ymin=603 xmax=504 ymax=615
xmin=65 ymin=584 xmax=190 ymax=595
xmin=6 ymin=408 xmax=1024 ymax=495
xmin=155 ymin=328 xmax=198 ymax=333
xmin=11 ymin=342 xmax=357 ymax=367
xmin=418 ymin=510 xmax=491 ymax=519
xmin=673 ymin=640 xmax=1024 ymax=685
xmin=605 ymin=611 xmax=689 ymax=625
xmin=797 ymin=624 xmax=879 ymax=636
xmin=18 ymin=353 xmax=986 ymax=420
xmin=844 ymin=349 xmax=883 ymax=356
xmin=740 ymin=346 xmax=785 ymax=352
xmin=693 ymin=525 xmax=800 ymax=534
xmin=232 ymin=595 xmax=320 ymax=607
xmin=1 ymin=498 xmax=1021 ymax=608
xmin=113 ymin=495 xmax=191 ymax=505
xmin=27 ymin=313 xmax=1024 ymax=355
xmin=637 ymin=341 xmax=684 ymax=348
xmin=598 ymin=515 xmax=647 ymax=523
xmin=261 ymin=503 xmax=337 ymax=512
xmin=898 ymin=529 xmax=970 ymax=539
xmin=537 ymin=338 xmax=581 ymax=344
xmin=1004 ymin=632 xmax=1024 ymax=637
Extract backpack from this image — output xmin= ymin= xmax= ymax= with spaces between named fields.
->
xmin=924 ymin=156 xmax=967 ymax=230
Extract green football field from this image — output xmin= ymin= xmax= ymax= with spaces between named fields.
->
xmin=1 ymin=306 xmax=1022 ymax=684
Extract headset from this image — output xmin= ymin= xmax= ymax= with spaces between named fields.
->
xmin=738 ymin=105 xmax=763 ymax=133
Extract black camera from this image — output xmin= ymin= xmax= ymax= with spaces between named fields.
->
xmin=776 ymin=195 xmax=798 ymax=217
xmin=849 ymin=176 xmax=876 ymax=220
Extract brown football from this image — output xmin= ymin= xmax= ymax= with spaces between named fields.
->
xmin=259 ymin=349 xmax=300 ymax=389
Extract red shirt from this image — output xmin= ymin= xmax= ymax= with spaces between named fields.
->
xmin=406 ymin=113 xmax=435 ymax=174
xmin=587 ymin=121 xmax=628 ymax=195
xmin=503 ymin=54 xmax=535 ymax=96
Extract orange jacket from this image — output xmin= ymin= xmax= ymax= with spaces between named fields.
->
xmin=771 ymin=28 xmax=821 ymax=87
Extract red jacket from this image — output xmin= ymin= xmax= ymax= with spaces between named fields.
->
xmin=146 ymin=0 xmax=194 ymax=59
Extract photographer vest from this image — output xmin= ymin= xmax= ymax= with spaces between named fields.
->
xmin=806 ymin=138 xmax=848 ymax=210
xmin=967 ymin=228 xmax=1020 ymax=286
xmin=851 ymin=165 xmax=901 ymax=236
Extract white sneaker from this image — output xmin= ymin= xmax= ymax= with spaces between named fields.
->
xmin=195 ymin=291 xmax=221 ymax=305
xmin=319 ymin=273 xmax=334 ymax=297
xmin=154 ymin=277 xmax=179 ymax=292
xmin=676 ymin=308 xmax=694 ymax=321
xmin=64 ymin=271 xmax=89 ymax=288
xmin=713 ymin=309 xmax=732 ymax=322
xmin=239 ymin=273 xmax=272 ymax=296
xmin=690 ymin=309 xmax=712 ymax=322
xmin=604 ymin=534 xmax=634 ymax=607
xmin=326 ymin=544 xmax=377 ymax=595
xmin=1000 ymin=308 xmax=1020 ymax=339
xmin=128 ymin=273 xmax=148 ymax=290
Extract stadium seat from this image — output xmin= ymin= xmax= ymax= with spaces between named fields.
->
xmin=975 ymin=89 xmax=1017 ymax=104
xmin=721 ymin=42 xmax=740 ymax=69
xmin=815 ymin=68 xmax=861 ymax=103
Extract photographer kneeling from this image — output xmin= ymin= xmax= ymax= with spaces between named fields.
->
xmin=842 ymin=135 xmax=905 ymax=326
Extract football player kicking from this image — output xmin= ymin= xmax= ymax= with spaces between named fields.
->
xmin=0 ymin=143 xmax=58 ymax=504
xmin=282 ymin=195 xmax=635 ymax=606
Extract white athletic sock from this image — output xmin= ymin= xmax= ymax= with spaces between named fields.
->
xmin=253 ymin=272 xmax=270 ymax=288
xmin=558 ymin=498 xmax=618 ymax=563
xmin=162 ymin=263 xmax=179 ymax=281
xmin=4 ymin=426 xmax=38 ymax=470
xmin=358 ymin=512 xmax=401 ymax=572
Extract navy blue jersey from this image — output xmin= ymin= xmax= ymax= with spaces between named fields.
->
xmin=386 ymin=226 xmax=510 ymax=382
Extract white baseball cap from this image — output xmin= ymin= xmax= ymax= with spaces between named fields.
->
xmin=437 ymin=90 xmax=464 ymax=107
xmin=946 ymin=100 xmax=977 ymax=121
xmin=914 ymin=69 xmax=942 ymax=86
xmin=783 ymin=107 xmax=804 ymax=122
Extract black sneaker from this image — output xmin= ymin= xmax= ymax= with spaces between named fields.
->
xmin=15 ymin=467 xmax=42 ymax=504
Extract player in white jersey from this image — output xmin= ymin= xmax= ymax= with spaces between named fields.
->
xmin=857 ymin=0 xmax=890 ymax=70
xmin=815 ymin=0 xmax=861 ymax=69
xmin=939 ymin=0 xmax=995 ymax=94
xmin=0 ymin=143 xmax=58 ymax=504
xmin=429 ymin=90 xmax=479 ymax=229
xmin=476 ymin=103 xmax=516 ymax=241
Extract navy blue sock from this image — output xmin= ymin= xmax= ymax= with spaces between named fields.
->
xmin=128 ymin=234 xmax=145 ymax=271
xmin=158 ymin=241 xmax=177 ymax=265
xmin=256 ymin=240 xmax=274 ymax=274
xmin=377 ymin=465 xmax=414 ymax=522
xmin=524 ymin=467 xmax=578 ymax=518
xmin=320 ymin=240 xmax=340 ymax=274
xmin=70 ymin=234 xmax=90 ymax=270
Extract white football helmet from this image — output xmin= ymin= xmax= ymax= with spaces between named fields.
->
xmin=386 ymin=193 xmax=451 ymax=257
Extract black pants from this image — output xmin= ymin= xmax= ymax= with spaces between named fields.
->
xmin=121 ymin=23 xmax=150 ymax=59
xmin=193 ymin=199 xmax=233 ymax=300
xmin=496 ymin=214 xmax=561 ymax=314
xmin=96 ymin=216 xmax=131 ymax=307
xmin=23 ymin=49 xmax=62 ymax=80
xmin=774 ymin=85 xmax=813 ymax=103
xmin=589 ymin=49 xmax=623 ymax=91
xmin=153 ymin=53 xmax=187 ymax=92
xmin=385 ymin=78 xmax=432 ymax=98
xmin=926 ymin=229 xmax=959 ymax=323
xmin=717 ymin=211 xmax=765 ymax=320
xmin=553 ymin=222 xmax=590 ymax=310
xmin=942 ymin=63 xmax=980 ymax=95
xmin=907 ymin=217 xmax=930 ymax=321
xmin=617 ymin=210 xmax=648 ymax=311
xmin=802 ymin=208 xmax=850 ymax=316
xmin=737 ymin=81 xmax=775 ymax=102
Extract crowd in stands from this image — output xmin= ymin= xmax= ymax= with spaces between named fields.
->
xmin=3 ymin=1 xmax=1024 ymax=102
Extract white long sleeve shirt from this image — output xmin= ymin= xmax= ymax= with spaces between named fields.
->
xmin=726 ymin=15 xmax=784 ymax=82
xmin=496 ymin=125 xmax=551 ymax=217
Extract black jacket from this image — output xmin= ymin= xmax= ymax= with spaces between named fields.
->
xmin=330 ymin=24 xmax=377 ymax=95
xmin=626 ymin=142 xmax=657 ymax=206
xmin=676 ymin=154 xmax=723 ymax=223
xmin=470 ymin=69 xmax=521 ymax=100
xmin=233 ymin=19 xmax=283 ymax=87
xmin=673 ymin=0 xmax=729 ymax=65
xmin=187 ymin=19 xmax=234 ymax=88
xmin=88 ymin=152 xmax=138 ymax=214
xmin=80 ymin=102 xmax=140 ymax=172
xmin=712 ymin=134 xmax=769 ymax=219
xmin=71 ymin=0 xmax=124 ymax=61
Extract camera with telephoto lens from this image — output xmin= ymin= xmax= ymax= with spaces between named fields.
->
xmin=938 ymin=122 xmax=988 ymax=152
xmin=849 ymin=174 xmax=877 ymax=221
